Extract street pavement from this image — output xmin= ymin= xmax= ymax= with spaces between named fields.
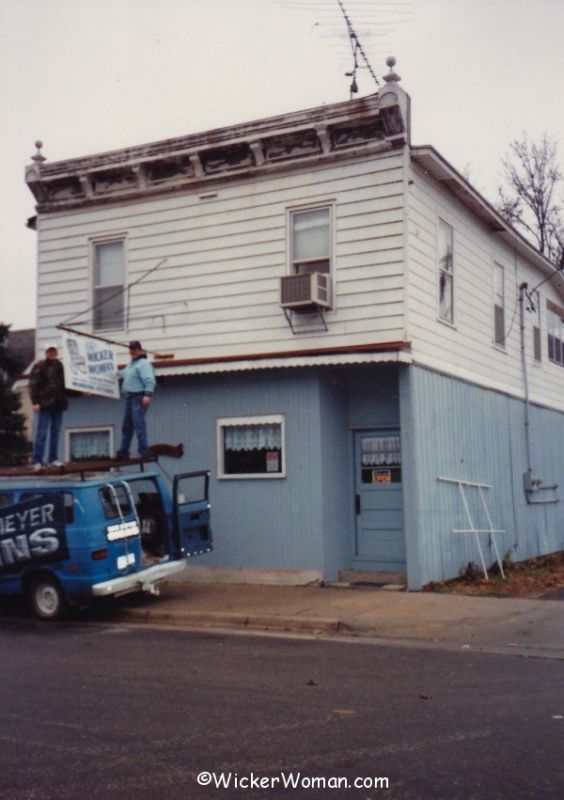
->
xmin=3 ymin=621 xmax=562 ymax=799
xmin=107 ymin=577 xmax=564 ymax=660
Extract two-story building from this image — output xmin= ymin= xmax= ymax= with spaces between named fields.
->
xmin=25 ymin=61 xmax=564 ymax=589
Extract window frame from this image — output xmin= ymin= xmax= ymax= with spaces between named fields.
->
xmin=547 ymin=301 xmax=564 ymax=366
xmin=217 ymin=414 xmax=286 ymax=480
xmin=437 ymin=219 xmax=454 ymax=324
xmin=99 ymin=484 xmax=133 ymax=521
xmin=532 ymin=290 xmax=542 ymax=363
xmin=359 ymin=433 xmax=402 ymax=486
xmin=65 ymin=426 xmax=114 ymax=462
xmin=20 ymin=491 xmax=76 ymax=524
xmin=288 ymin=203 xmax=334 ymax=277
xmin=91 ymin=236 xmax=127 ymax=332
xmin=493 ymin=262 xmax=506 ymax=348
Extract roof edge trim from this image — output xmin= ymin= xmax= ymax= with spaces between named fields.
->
xmin=152 ymin=341 xmax=411 ymax=370
xmin=410 ymin=145 xmax=558 ymax=278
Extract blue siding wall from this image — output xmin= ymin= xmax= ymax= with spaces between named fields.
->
xmin=66 ymin=370 xmax=327 ymax=573
xmin=400 ymin=366 xmax=564 ymax=589
xmin=319 ymin=373 xmax=351 ymax=579
xmin=65 ymin=363 xmax=563 ymax=585
xmin=317 ymin=365 xmax=402 ymax=578
xmin=64 ymin=364 xmax=402 ymax=581
xmin=158 ymin=369 xmax=328 ymax=572
xmin=346 ymin=366 xmax=401 ymax=429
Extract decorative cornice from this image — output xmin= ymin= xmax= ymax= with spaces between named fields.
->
xmin=26 ymin=90 xmax=409 ymax=213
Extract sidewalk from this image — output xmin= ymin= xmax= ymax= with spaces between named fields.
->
xmin=112 ymin=578 xmax=564 ymax=660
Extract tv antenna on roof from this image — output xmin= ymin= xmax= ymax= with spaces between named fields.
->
xmin=336 ymin=0 xmax=380 ymax=98
xmin=277 ymin=0 xmax=413 ymax=99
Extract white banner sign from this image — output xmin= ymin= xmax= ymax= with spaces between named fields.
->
xmin=61 ymin=331 xmax=120 ymax=399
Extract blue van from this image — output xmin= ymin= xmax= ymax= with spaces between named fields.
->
xmin=0 ymin=469 xmax=211 ymax=620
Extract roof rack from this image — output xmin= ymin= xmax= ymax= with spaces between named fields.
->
xmin=0 ymin=443 xmax=183 ymax=481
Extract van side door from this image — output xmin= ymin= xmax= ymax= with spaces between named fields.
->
xmin=172 ymin=471 xmax=212 ymax=558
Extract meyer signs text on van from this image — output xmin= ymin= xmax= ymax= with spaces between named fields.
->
xmin=0 ymin=496 xmax=68 ymax=572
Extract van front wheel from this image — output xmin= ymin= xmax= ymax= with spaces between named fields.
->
xmin=28 ymin=576 xmax=66 ymax=621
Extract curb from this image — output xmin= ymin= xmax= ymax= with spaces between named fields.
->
xmin=114 ymin=608 xmax=564 ymax=658
xmin=116 ymin=607 xmax=352 ymax=636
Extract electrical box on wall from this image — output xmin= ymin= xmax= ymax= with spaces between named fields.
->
xmin=523 ymin=469 xmax=559 ymax=504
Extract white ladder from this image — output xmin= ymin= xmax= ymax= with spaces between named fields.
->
xmin=437 ymin=477 xmax=506 ymax=580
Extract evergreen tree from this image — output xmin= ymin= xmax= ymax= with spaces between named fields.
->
xmin=0 ymin=323 xmax=32 ymax=466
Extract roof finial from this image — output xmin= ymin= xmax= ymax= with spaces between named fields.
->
xmin=31 ymin=140 xmax=46 ymax=163
xmin=383 ymin=56 xmax=401 ymax=84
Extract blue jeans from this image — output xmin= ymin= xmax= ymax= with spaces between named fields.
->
xmin=118 ymin=394 xmax=149 ymax=457
xmin=33 ymin=409 xmax=63 ymax=464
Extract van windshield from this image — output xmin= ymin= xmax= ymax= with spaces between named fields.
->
xmin=99 ymin=485 xmax=133 ymax=520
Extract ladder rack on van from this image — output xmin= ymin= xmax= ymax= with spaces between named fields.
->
xmin=0 ymin=443 xmax=184 ymax=481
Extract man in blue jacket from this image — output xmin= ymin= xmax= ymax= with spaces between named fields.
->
xmin=116 ymin=341 xmax=156 ymax=459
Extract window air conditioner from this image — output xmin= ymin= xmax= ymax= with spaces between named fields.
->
xmin=280 ymin=272 xmax=332 ymax=312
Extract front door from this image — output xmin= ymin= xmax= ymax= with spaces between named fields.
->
xmin=354 ymin=431 xmax=406 ymax=570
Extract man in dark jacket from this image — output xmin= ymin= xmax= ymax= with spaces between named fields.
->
xmin=29 ymin=344 xmax=68 ymax=470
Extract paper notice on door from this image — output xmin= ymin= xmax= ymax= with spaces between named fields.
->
xmin=372 ymin=469 xmax=391 ymax=484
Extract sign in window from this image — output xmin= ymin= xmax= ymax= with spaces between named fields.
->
xmin=218 ymin=415 xmax=285 ymax=478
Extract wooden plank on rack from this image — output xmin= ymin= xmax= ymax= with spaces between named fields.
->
xmin=0 ymin=443 xmax=184 ymax=479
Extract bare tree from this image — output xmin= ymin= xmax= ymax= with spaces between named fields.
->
xmin=497 ymin=133 xmax=564 ymax=267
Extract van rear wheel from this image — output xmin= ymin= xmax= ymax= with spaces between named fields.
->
xmin=28 ymin=575 xmax=66 ymax=621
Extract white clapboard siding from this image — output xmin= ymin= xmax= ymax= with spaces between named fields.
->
xmin=36 ymin=151 xmax=407 ymax=358
xmin=406 ymin=160 xmax=564 ymax=413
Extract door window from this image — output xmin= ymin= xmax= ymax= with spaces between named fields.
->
xmin=360 ymin=434 xmax=401 ymax=484
xmin=99 ymin=485 xmax=132 ymax=519
xmin=126 ymin=477 xmax=167 ymax=554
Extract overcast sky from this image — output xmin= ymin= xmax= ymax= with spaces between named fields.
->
xmin=1 ymin=0 xmax=563 ymax=330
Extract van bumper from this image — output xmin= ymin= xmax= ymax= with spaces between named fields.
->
xmin=91 ymin=559 xmax=186 ymax=598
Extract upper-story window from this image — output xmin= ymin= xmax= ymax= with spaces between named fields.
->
xmin=547 ymin=301 xmax=564 ymax=366
xmin=291 ymin=207 xmax=331 ymax=274
xmin=93 ymin=240 xmax=125 ymax=331
xmin=493 ymin=263 xmax=505 ymax=346
xmin=438 ymin=220 xmax=454 ymax=322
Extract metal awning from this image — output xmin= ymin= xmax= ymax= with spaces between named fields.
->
xmin=153 ymin=350 xmax=412 ymax=377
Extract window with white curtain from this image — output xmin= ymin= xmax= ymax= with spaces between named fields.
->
xmin=218 ymin=415 xmax=285 ymax=478
xmin=66 ymin=427 xmax=113 ymax=461
xmin=291 ymin=207 xmax=331 ymax=275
